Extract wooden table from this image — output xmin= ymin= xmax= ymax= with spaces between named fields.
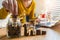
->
xmin=0 ymin=22 xmax=60 ymax=40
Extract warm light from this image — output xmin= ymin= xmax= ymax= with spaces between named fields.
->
xmin=44 ymin=0 xmax=56 ymax=11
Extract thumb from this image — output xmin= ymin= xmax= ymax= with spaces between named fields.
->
xmin=2 ymin=1 xmax=8 ymax=10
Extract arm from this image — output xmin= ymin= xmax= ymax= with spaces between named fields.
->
xmin=29 ymin=2 xmax=36 ymax=20
xmin=0 ymin=0 xmax=18 ymax=19
xmin=0 ymin=0 xmax=9 ymax=19
xmin=0 ymin=8 xmax=8 ymax=19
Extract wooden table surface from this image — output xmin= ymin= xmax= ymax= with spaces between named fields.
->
xmin=0 ymin=24 xmax=60 ymax=40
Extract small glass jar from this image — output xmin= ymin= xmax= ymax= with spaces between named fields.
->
xmin=7 ymin=17 xmax=21 ymax=38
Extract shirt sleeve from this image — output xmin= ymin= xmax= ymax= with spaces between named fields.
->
xmin=0 ymin=8 xmax=8 ymax=19
xmin=29 ymin=2 xmax=36 ymax=20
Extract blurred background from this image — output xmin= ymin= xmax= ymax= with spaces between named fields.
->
xmin=0 ymin=0 xmax=60 ymax=28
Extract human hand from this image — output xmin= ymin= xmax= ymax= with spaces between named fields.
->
xmin=2 ymin=0 xmax=18 ymax=15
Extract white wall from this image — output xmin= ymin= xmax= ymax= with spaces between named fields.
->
xmin=35 ymin=0 xmax=46 ymax=16
xmin=35 ymin=0 xmax=60 ymax=21
xmin=0 ymin=0 xmax=3 ymax=9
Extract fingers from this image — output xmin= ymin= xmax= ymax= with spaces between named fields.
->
xmin=8 ymin=0 xmax=14 ymax=13
xmin=2 ymin=0 xmax=18 ymax=15
xmin=8 ymin=0 xmax=18 ymax=15
xmin=13 ymin=0 xmax=18 ymax=15
xmin=36 ymin=19 xmax=40 ymax=22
